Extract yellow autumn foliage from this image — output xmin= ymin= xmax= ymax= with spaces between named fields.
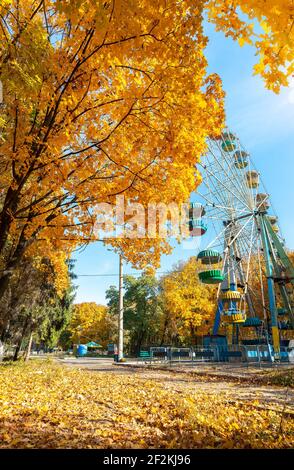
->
xmin=206 ymin=0 xmax=294 ymax=92
xmin=1 ymin=0 xmax=292 ymax=280
xmin=69 ymin=302 xmax=115 ymax=347
xmin=161 ymin=257 xmax=217 ymax=343
xmin=0 ymin=0 xmax=224 ymax=275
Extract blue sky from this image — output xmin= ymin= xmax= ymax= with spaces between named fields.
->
xmin=73 ymin=22 xmax=294 ymax=305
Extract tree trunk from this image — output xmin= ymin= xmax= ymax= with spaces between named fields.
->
xmin=160 ymin=314 xmax=169 ymax=346
xmin=24 ymin=331 xmax=33 ymax=362
xmin=0 ymin=272 xmax=12 ymax=301
xmin=13 ymin=337 xmax=23 ymax=361
xmin=135 ymin=329 xmax=145 ymax=355
xmin=190 ymin=322 xmax=197 ymax=346
xmin=0 ymin=320 xmax=10 ymax=342
xmin=0 ymin=235 xmax=34 ymax=300
xmin=13 ymin=318 xmax=29 ymax=361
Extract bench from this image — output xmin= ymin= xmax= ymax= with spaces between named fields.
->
xmin=139 ymin=350 xmax=151 ymax=361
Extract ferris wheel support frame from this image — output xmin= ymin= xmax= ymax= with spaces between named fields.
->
xmin=197 ymin=129 xmax=294 ymax=359
xmin=263 ymin=217 xmax=294 ymax=327
xmin=259 ymin=214 xmax=294 ymax=354
xmin=212 ymin=211 xmax=294 ymax=356
xmin=259 ymin=215 xmax=280 ymax=355
xmin=212 ymin=222 xmax=250 ymax=337
xmin=213 ymin=302 xmax=223 ymax=335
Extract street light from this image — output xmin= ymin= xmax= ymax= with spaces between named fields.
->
xmin=118 ymin=254 xmax=124 ymax=361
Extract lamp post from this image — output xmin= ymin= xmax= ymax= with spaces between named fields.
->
xmin=118 ymin=254 xmax=124 ymax=361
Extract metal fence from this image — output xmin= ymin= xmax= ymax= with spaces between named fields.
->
xmin=145 ymin=344 xmax=291 ymax=366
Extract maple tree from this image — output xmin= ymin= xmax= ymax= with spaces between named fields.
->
xmin=206 ymin=0 xmax=294 ymax=93
xmin=0 ymin=0 xmax=292 ymax=301
xmin=0 ymin=0 xmax=224 ymax=297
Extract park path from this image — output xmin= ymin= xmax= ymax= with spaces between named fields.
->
xmin=58 ymin=357 xmax=294 ymax=415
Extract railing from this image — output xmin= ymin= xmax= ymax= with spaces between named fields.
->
xmin=142 ymin=344 xmax=291 ymax=366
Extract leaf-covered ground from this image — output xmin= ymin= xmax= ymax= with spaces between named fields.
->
xmin=0 ymin=360 xmax=293 ymax=449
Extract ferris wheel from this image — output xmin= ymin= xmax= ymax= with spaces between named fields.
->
xmin=190 ymin=129 xmax=294 ymax=356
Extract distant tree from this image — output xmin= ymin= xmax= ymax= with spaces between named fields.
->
xmin=68 ymin=302 xmax=115 ymax=349
xmin=106 ymin=275 xmax=163 ymax=355
xmin=34 ymin=258 xmax=77 ymax=350
xmin=0 ymin=256 xmax=76 ymax=359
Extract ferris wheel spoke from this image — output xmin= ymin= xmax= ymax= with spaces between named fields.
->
xmin=204 ymin=226 xmax=231 ymax=251
xmin=239 ymin=220 xmax=256 ymax=287
xmin=198 ymin=192 xmax=240 ymax=215
xmin=200 ymin=167 xmax=237 ymax=213
xmin=207 ymin=139 xmax=253 ymax=207
xmin=213 ymin=134 xmax=254 ymax=205
xmin=200 ymin=154 xmax=241 ymax=211
xmin=201 ymin=165 xmax=236 ymax=212
xmin=227 ymin=214 xmax=255 ymax=251
xmin=199 ymin=161 xmax=253 ymax=213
